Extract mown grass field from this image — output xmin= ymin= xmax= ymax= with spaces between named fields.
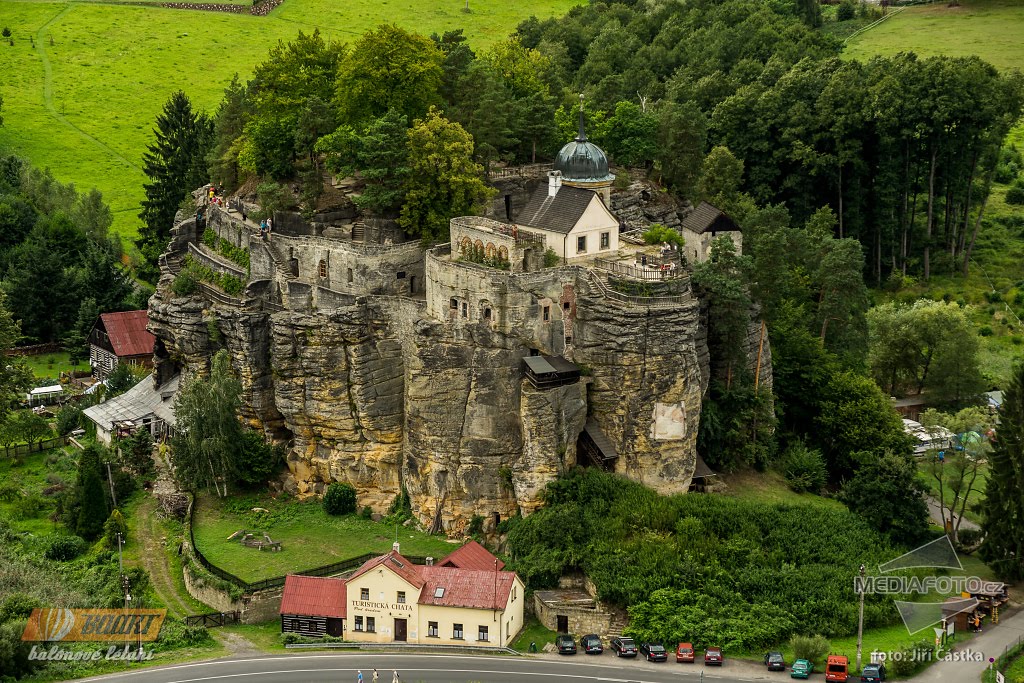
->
xmin=21 ymin=351 xmax=90 ymax=381
xmin=192 ymin=492 xmax=459 ymax=582
xmin=0 ymin=0 xmax=579 ymax=242
xmin=844 ymin=0 xmax=1024 ymax=72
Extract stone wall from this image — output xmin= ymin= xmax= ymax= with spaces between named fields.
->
xmin=188 ymin=243 xmax=246 ymax=279
xmin=533 ymin=594 xmax=612 ymax=637
xmin=182 ymin=558 xmax=283 ymax=624
xmin=205 ymin=205 xmax=425 ymax=299
xmin=424 ymin=247 xmax=579 ymax=356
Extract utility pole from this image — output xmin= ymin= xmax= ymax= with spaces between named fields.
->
xmin=856 ymin=563 xmax=866 ymax=672
xmin=117 ymin=532 xmax=130 ymax=655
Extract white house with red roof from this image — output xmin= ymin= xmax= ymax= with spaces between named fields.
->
xmin=279 ymin=543 xmax=525 ymax=646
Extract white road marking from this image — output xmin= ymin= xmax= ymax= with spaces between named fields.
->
xmin=77 ymin=654 xmax=760 ymax=683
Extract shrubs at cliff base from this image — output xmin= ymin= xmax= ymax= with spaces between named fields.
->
xmin=506 ymin=468 xmax=900 ymax=651
xmin=323 ymin=482 xmax=357 ymax=516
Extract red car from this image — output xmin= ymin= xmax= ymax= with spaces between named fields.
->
xmin=705 ymin=646 xmax=723 ymax=665
xmin=676 ymin=643 xmax=695 ymax=663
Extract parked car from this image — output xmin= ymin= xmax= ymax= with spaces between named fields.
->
xmin=580 ymin=634 xmax=603 ymax=654
xmin=825 ymin=654 xmax=850 ymax=682
xmin=639 ymin=642 xmax=668 ymax=662
xmin=861 ymin=662 xmax=887 ymax=682
xmin=791 ymin=659 xmax=814 ymax=679
xmin=764 ymin=651 xmax=785 ymax=671
xmin=705 ymin=646 xmax=723 ymax=665
xmin=676 ymin=642 xmax=695 ymax=663
xmin=610 ymin=636 xmax=638 ymax=657
xmin=556 ymin=634 xmax=577 ymax=655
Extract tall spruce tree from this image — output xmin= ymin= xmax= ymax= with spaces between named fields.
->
xmin=137 ymin=91 xmax=212 ymax=283
xmin=980 ymin=363 xmax=1024 ymax=580
xmin=75 ymin=445 xmax=109 ymax=540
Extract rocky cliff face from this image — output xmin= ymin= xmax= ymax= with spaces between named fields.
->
xmin=572 ymin=285 xmax=705 ymax=494
xmin=150 ymin=210 xmax=771 ymax=533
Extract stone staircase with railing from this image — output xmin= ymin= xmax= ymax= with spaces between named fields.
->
xmin=264 ymin=240 xmax=297 ymax=282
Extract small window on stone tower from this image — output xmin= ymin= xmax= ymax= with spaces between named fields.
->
xmin=563 ymin=302 xmax=570 ymax=312
xmin=450 ymin=298 xmax=458 ymax=310
xmin=318 ymin=260 xmax=327 ymax=278
xmin=484 ymin=308 xmax=492 ymax=320
xmin=396 ymin=271 xmax=406 ymax=279
xmin=347 ymin=268 xmax=353 ymax=283
xmin=461 ymin=302 xmax=468 ymax=318
xmin=543 ymin=306 xmax=550 ymax=321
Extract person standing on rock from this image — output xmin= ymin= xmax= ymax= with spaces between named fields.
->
xmin=266 ymin=217 xmax=272 ymax=240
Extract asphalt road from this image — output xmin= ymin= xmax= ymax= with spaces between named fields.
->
xmin=76 ymin=653 xmax=778 ymax=683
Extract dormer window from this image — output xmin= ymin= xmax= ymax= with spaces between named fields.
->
xmin=434 ymin=587 xmax=445 ymax=598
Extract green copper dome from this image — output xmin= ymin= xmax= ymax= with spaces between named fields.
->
xmin=554 ymin=102 xmax=615 ymax=184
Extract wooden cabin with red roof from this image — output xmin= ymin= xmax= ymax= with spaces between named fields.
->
xmin=88 ymin=310 xmax=155 ymax=379
xmin=279 ymin=575 xmax=347 ymax=638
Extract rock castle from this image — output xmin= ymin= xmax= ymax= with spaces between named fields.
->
xmin=148 ymin=124 xmax=770 ymax=534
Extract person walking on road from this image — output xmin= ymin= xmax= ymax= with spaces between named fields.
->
xmin=371 ymin=670 xmax=378 ymax=682
xmin=356 ymin=670 xmax=363 ymax=683
xmin=391 ymin=671 xmax=400 ymax=683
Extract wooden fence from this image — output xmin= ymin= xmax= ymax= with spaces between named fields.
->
xmin=1 ymin=435 xmax=68 ymax=459
xmin=184 ymin=611 xmax=241 ymax=628
xmin=6 ymin=343 xmax=62 ymax=357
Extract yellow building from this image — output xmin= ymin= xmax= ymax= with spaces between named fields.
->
xmin=280 ymin=542 xmax=526 ymax=647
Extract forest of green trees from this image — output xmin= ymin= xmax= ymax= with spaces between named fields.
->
xmin=0 ymin=155 xmax=148 ymax=344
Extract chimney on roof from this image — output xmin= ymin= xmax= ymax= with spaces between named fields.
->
xmin=426 ymin=557 xmax=434 ymax=566
xmin=548 ymin=170 xmax=562 ymax=197
xmin=392 ymin=541 xmax=400 ymax=554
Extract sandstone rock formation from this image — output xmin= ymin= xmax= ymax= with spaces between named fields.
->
xmin=149 ymin=181 xmax=770 ymax=534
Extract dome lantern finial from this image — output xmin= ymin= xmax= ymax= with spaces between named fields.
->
xmin=576 ymin=93 xmax=587 ymax=142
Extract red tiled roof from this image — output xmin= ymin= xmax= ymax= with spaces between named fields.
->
xmin=348 ymin=551 xmax=425 ymax=589
xmin=417 ymin=566 xmax=516 ymax=611
xmin=439 ymin=540 xmax=505 ymax=571
xmin=99 ymin=311 xmax=155 ymax=358
xmin=279 ymin=575 xmax=347 ymax=618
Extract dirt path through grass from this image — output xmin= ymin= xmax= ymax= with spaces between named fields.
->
xmin=133 ymin=496 xmax=194 ymax=619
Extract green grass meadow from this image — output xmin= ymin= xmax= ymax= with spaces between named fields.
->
xmin=844 ymin=0 xmax=1024 ymax=72
xmin=21 ymin=351 xmax=90 ymax=381
xmin=0 ymin=0 xmax=579 ymax=241
xmin=192 ymin=492 xmax=459 ymax=583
